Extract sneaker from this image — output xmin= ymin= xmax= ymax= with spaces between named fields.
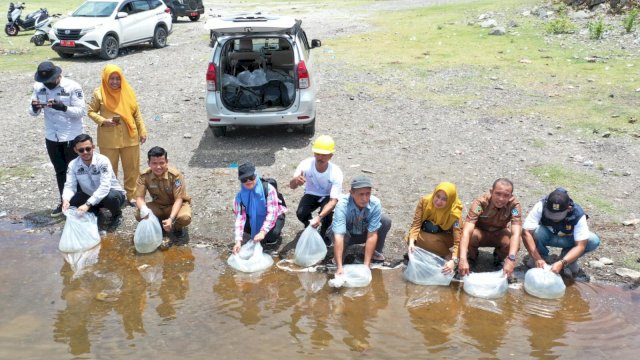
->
xmin=567 ymin=261 xmax=580 ymax=275
xmin=107 ymin=214 xmax=123 ymax=231
xmin=51 ymin=204 xmax=63 ymax=218
xmin=158 ymin=238 xmax=172 ymax=251
xmin=173 ymin=227 xmax=187 ymax=239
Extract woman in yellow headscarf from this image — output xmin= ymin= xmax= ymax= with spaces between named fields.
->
xmin=88 ymin=64 xmax=147 ymax=204
xmin=406 ymin=182 xmax=464 ymax=273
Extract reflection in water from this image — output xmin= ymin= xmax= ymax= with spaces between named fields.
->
xmin=52 ymin=236 xmax=195 ymax=355
xmin=406 ymin=285 xmax=460 ymax=353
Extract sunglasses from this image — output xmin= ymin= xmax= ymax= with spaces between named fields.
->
xmin=241 ymin=175 xmax=256 ymax=183
xmin=77 ymin=146 xmax=93 ymax=154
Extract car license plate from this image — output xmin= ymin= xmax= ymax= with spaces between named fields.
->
xmin=60 ymin=40 xmax=75 ymax=47
xmin=191 ymin=11 xmax=198 ymax=16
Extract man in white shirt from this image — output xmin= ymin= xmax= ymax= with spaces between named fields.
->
xmin=29 ymin=61 xmax=86 ymax=217
xmin=62 ymin=134 xmax=126 ymax=230
xmin=289 ymin=135 xmax=343 ymax=242
xmin=522 ymin=188 xmax=600 ymax=278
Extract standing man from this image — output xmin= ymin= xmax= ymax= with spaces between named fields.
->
xmin=61 ymin=134 xmax=126 ymax=229
xmin=29 ymin=61 xmax=86 ymax=217
xmin=522 ymin=188 xmax=600 ymax=278
xmin=458 ymin=178 xmax=523 ymax=277
xmin=326 ymin=176 xmax=392 ymax=275
xmin=289 ymin=135 xmax=343 ymax=242
xmin=134 ymin=146 xmax=192 ymax=241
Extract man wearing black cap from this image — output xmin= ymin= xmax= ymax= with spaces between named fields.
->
xmin=522 ymin=188 xmax=600 ymax=278
xmin=29 ymin=61 xmax=86 ymax=217
xmin=326 ymin=175 xmax=392 ymax=275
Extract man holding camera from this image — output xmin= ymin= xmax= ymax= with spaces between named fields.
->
xmin=29 ymin=61 xmax=86 ymax=217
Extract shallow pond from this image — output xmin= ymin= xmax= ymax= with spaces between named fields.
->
xmin=1 ymin=221 xmax=639 ymax=359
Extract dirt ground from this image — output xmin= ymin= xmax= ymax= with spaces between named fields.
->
xmin=0 ymin=0 xmax=638 ymax=286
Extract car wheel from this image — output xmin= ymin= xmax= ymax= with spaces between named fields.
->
xmin=169 ymin=8 xmax=177 ymax=22
xmin=99 ymin=35 xmax=119 ymax=60
xmin=56 ymin=51 xmax=74 ymax=59
xmin=302 ymin=119 xmax=316 ymax=135
xmin=211 ymin=126 xmax=227 ymax=137
xmin=32 ymin=34 xmax=46 ymax=46
xmin=189 ymin=14 xmax=200 ymax=22
xmin=152 ymin=26 xmax=167 ymax=48
xmin=4 ymin=24 xmax=18 ymax=36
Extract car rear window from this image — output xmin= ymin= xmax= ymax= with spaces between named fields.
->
xmin=72 ymin=1 xmax=118 ymax=17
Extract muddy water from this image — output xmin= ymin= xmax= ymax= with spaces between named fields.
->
xmin=1 ymin=222 xmax=639 ymax=359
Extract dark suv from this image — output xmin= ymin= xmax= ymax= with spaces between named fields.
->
xmin=165 ymin=0 xmax=204 ymax=22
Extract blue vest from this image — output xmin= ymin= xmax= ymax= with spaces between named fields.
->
xmin=540 ymin=197 xmax=586 ymax=235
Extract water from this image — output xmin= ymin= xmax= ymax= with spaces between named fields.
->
xmin=1 ymin=221 xmax=639 ymax=359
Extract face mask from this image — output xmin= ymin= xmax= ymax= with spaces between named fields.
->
xmin=43 ymin=82 xmax=58 ymax=90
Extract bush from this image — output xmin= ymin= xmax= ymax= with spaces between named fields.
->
xmin=546 ymin=17 xmax=577 ymax=34
xmin=588 ymin=17 xmax=607 ymax=39
xmin=623 ymin=9 xmax=638 ymax=33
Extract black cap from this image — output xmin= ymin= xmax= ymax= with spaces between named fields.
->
xmin=545 ymin=188 xmax=570 ymax=212
xmin=238 ymin=162 xmax=256 ymax=181
xmin=34 ymin=61 xmax=62 ymax=83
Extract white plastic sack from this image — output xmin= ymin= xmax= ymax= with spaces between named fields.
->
xmin=227 ymin=241 xmax=274 ymax=273
xmin=237 ymin=69 xmax=267 ymax=86
xmin=294 ymin=226 xmax=327 ymax=267
xmin=328 ymin=264 xmax=372 ymax=288
xmin=403 ymin=248 xmax=454 ymax=286
xmin=134 ymin=212 xmax=163 ymax=253
xmin=463 ymin=270 xmax=508 ymax=299
xmin=62 ymin=243 xmax=101 ymax=279
xmin=59 ymin=207 xmax=101 ymax=253
xmin=524 ymin=266 xmax=566 ymax=299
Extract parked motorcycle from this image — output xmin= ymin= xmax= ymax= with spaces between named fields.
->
xmin=30 ymin=12 xmax=59 ymax=46
xmin=5 ymin=2 xmax=50 ymax=37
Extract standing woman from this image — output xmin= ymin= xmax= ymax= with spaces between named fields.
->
xmin=88 ymin=64 xmax=147 ymax=205
xmin=405 ymin=182 xmax=464 ymax=273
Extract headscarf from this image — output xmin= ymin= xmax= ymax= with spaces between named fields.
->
xmin=235 ymin=177 xmax=267 ymax=239
xmin=421 ymin=182 xmax=463 ymax=230
xmin=100 ymin=64 xmax=138 ymax=137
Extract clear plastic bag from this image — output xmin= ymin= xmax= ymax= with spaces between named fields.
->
xmin=62 ymin=243 xmax=101 ymax=279
xmin=403 ymin=248 xmax=454 ymax=286
xmin=133 ymin=212 xmax=163 ymax=254
xmin=59 ymin=207 xmax=101 ymax=253
xmin=463 ymin=270 xmax=508 ymax=299
xmin=297 ymin=272 xmax=326 ymax=293
xmin=294 ymin=225 xmax=327 ymax=267
xmin=227 ymin=241 xmax=274 ymax=273
xmin=524 ymin=266 xmax=566 ymax=299
xmin=328 ymin=264 xmax=372 ymax=288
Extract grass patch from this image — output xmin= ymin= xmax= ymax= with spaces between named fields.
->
xmin=622 ymin=256 xmax=640 ymax=271
xmin=0 ymin=0 xmax=83 ymax=72
xmin=317 ymin=0 xmax=639 ymax=135
xmin=0 ymin=166 xmax=34 ymax=180
xmin=529 ymin=164 xmax=615 ymax=214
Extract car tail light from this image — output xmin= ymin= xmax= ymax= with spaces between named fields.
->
xmin=297 ymin=60 xmax=309 ymax=89
xmin=164 ymin=8 xmax=171 ymax=14
xmin=206 ymin=63 xmax=217 ymax=91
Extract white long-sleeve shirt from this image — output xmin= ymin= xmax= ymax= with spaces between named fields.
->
xmin=62 ymin=153 xmax=125 ymax=206
xmin=28 ymin=77 xmax=85 ymax=142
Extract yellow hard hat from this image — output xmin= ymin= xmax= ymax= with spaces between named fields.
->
xmin=312 ymin=135 xmax=335 ymax=154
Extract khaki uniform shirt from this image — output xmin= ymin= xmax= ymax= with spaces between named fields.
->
xmin=465 ymin=192 xmax=522 ymax=232
xmin=87 ymin=88 xmax=147 ymax=149
xmin=135 ymin=167 xmax=191 ymax=206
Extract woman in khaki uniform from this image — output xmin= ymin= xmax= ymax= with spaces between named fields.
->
xmin=88 ymin=64 xmax=147 ymax=204
xmin=405 ymin=182 xmax=464 ymax=273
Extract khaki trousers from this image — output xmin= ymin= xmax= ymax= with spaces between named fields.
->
xmin=135 ymin=202 xmax=192 ymax=231
xmin=412 ymin=231 xmax=454 ymax=258
xmin=467 ymin=228 xmax=511 ymax=260
xmin=100 ymin=145 xmax=140 ymax=201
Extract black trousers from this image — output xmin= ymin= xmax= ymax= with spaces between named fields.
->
xmin=45 ymin=139 xmax=78 ymax=201
xmin=296 ymin=194 xmax=333 ymax=238
xmin=244 ymin=214 xmax=286 ymax=244
xmin=69 ymin=190 xmax=125 ymax=217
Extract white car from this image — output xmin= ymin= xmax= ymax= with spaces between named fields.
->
xmin=50 ymin=0 xmax=172 ymax=60
xmin=204 ymin=14 xmax=321 ymax=137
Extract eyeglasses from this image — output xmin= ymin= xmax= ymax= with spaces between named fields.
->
xmin=77 ymin=146 xmax=93 ymax=154
xmin=241 ymin=175 xmax=256 ymax=183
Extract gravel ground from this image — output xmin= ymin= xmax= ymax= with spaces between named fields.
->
xmin=0 ymin=0 xmax=638 ymax=286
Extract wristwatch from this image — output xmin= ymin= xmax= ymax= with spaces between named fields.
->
xmin=85 ymin=202 xmax=92 ymax=208
xmin=507 ymin=254 xmax=516 ymax=262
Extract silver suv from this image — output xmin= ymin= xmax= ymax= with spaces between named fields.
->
xmin=204 ymin=14 xmax=321 ymax=137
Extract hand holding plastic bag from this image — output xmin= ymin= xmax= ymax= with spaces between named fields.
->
xmin=328 ymin=264 xmax=372 ymax=288
xmin=59 ymin=207 xmax=101 ymax=253
xmin=294 ymin=226 xmax=327 ymax=267
xmin=134 ymin=211 xmax=163 ymax=253
xmin=404 ymin=248 xmax=454 ymax=286
xmin=227 ymin=241 xmax=274 ymax=273
xmin=524 ymin=265 xmax=566 ymax=299
xmin=139 ymin=205 xmax=151 ymax=219
xmin=463 ymin=270 xmax=508 ymax=299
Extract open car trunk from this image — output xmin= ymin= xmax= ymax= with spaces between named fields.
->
xmin=219 ymin=36 xmax=296 ymax=111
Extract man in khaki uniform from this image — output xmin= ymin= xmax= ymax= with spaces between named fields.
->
xmin=135 ymin=146 xmax=191 ymax=241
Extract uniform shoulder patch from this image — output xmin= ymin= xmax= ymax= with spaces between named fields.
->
xmin=100 ymin=164 xmax=108 ymax=173
xmin=453 ymin=220 xmax=460 ymax=228
xmin=174 ymin=179 xmax=182 ymax=188
xmin=474 ymin=206 xmax=483 ymax=214
xmin=511 ymin=208 xmax=519 ymax=216
xmin=75 ymin=89 xmax=83 ymax=99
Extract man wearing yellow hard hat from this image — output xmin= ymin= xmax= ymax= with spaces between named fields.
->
xmin=289 ymin=135 xmax=344 ymax=243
